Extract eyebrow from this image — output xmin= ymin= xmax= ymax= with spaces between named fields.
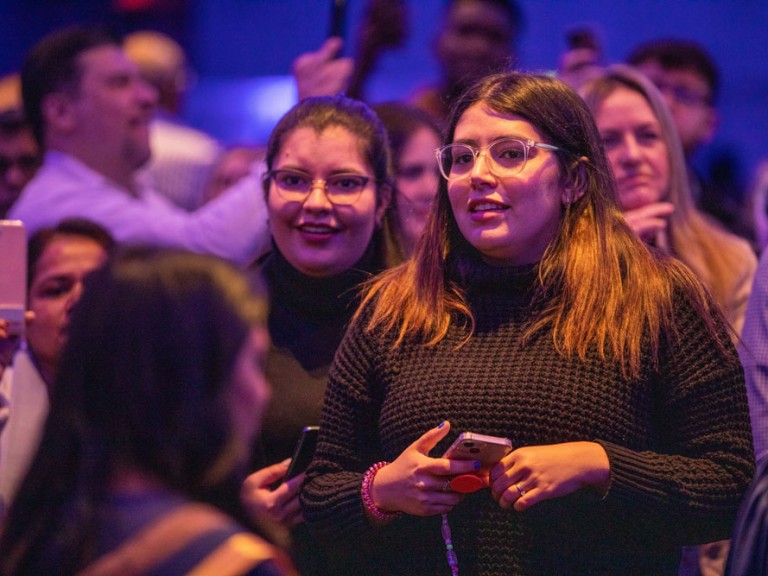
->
xmin=451 ymin=135 xmax=534 ymax=145
xmin=275 ymin=165 xmax=369 ymax=176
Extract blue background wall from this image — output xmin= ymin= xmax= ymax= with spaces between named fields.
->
xmin=2 ymin=0 xmax=767 ymax=191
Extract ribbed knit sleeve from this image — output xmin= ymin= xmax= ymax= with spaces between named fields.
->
xmin=598 ymin=292 xmax=755 ymax=543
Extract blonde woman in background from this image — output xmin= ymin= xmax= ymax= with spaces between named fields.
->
xmin=580 ymin=64 xmax=756 ymax=337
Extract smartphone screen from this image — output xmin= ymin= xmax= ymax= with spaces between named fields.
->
xmin=285 ymin=425 xmax=320 ymax=480
xmin=0 ymin=220 xmax=27 ymax=336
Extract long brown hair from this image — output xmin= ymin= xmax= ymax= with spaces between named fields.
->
xmin=580 ymin=64 xmax=753 ymax=332
xmin=357 ymin=71 xmax=721 ymax=379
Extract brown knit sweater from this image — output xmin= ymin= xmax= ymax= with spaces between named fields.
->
xmin=301 ymin=260 xmax=754 ymax=576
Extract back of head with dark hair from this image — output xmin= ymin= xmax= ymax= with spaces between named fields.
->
xmin=21 ymin=25 xmax=120 ymax=146
xmin=0 ymin=246 xmax=268 ymax=573
xmin=627 ymin=38 xmax=719 ymax=101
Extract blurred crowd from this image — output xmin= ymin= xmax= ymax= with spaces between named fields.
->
xmin=1 ymin=2 xmax=768 ymax=575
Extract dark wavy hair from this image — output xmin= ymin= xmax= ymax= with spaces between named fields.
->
xmin=0 ymin=246 xmax=267 ymax=574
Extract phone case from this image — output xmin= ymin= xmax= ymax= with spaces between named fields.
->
xmin=0 ymin=220 xmax=27 ymax=336
xmin=285 ymin=425 xmax=320 ymax=480
xmin=443 ymin=432 xmax=512 ymax=467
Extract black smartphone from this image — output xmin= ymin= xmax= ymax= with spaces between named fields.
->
xmin=329 ymin=0 xmax=347 ymax=39
xmin=285 ymin=425 xmax=320 ymax=480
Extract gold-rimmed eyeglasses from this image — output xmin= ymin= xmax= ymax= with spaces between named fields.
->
xmin=267 ymin=169 xmax=370 ymax=206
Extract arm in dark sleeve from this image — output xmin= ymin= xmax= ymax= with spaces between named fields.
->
xmin=598 ymin=292 xmax=755 ymax=544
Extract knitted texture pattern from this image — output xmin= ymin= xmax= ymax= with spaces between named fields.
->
xmin=301 ymin=260 xmax=754 ymax=576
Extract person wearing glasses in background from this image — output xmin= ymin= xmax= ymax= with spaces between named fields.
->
xmin=0 ymin=109 xmax=39 ymax=218
xmin=628 ymin=39 xmax=750 ymax=238
xmin=240 ymin=95 xmax=392 ymax=575
xmin=299 ymin=71 xmax=754 ymax=575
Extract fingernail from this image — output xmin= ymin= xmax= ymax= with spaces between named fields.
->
xmin=473 ymin=461 xmax=481 ymax=470
xmin=437 ymin=421 xmax=446 ymax=429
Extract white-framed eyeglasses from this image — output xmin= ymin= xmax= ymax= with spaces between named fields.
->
xmin=267 ymin=169 xmax=370 ymax=206
xmin=435 ymin=137 xmax=561 ymax=181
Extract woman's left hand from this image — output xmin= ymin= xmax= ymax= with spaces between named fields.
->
xmin=489 ymin=441 xmax=610 ymax=511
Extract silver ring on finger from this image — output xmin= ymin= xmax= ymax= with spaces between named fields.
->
xmin=515 ymin=483 xmax=526 ymax=497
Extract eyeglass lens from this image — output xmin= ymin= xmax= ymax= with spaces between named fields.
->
xmin=271 ymin=170 xmax=368 ymax=205
xmin=438 ymin=139 xmax=528 ymax=179
xmin=654 ymin=81 xmax=711 ymax=106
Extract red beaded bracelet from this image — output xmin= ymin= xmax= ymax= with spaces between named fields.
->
xmin=361 ymin=461 xmax=401 ymax=522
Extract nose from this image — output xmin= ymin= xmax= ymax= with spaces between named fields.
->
xmin=469 ymin=149 xmax=496 ymax=186
xmin=137 ymin=77 xmax=158 ymax=108
xmin=302 ymin=180 xmax=334 ymax=211
xmin=616 ymin=135 xmax=642 ymax=165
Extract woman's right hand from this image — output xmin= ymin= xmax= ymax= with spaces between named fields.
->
xmin=370 ymin=421 xmax=480 ymax=517
xmin=241 ymin=459 xmax=304 ymax=527
xmin=622 ymin=202 xmax=675 ymax=247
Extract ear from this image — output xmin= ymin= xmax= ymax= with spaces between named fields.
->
xmin=562 ymin=156 xmax=589 ymax=204
xmin=41 ymin=92 xmax=77 ymax=135
xmin=374 ymin=183 xmax=392 ymax=228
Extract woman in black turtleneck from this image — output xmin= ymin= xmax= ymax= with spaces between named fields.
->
xmin=241 ymin=95 xmax=393 ymax=574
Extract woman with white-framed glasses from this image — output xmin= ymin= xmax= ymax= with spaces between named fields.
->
xmin=240 ymin=94 xmax=392 ymax=575
xmin=300 ymin=72 xmax=753 ymax=575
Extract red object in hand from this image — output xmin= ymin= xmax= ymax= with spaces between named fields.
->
xmin=449 ymin=474 xmax=487 ymax=494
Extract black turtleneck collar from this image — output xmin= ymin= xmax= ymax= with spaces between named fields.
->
xmin=260 ymin=240 xmax=384 ymax=368
xmin=448 ymin=248 xmax=539 ymax=296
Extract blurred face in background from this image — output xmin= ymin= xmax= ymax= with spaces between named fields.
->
xmin=26 ymin=234 xmax=108 ymax=383
xmin=634 ymin=60 xmax=716 ymax=156
xmin=0 ymin=127 xmax=39 ymax=217
xmin=267 ymin=125 xmax=386 ymax=277
xmin=58 ymin=45 xmax=156 ymax=177
xmin=393 ymin=126 xmax=441 ymax=255
xmin=437 ymin=0 xmax=515 ymax=89
xmin=594 ymin=85 xmax=670 ymax=211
